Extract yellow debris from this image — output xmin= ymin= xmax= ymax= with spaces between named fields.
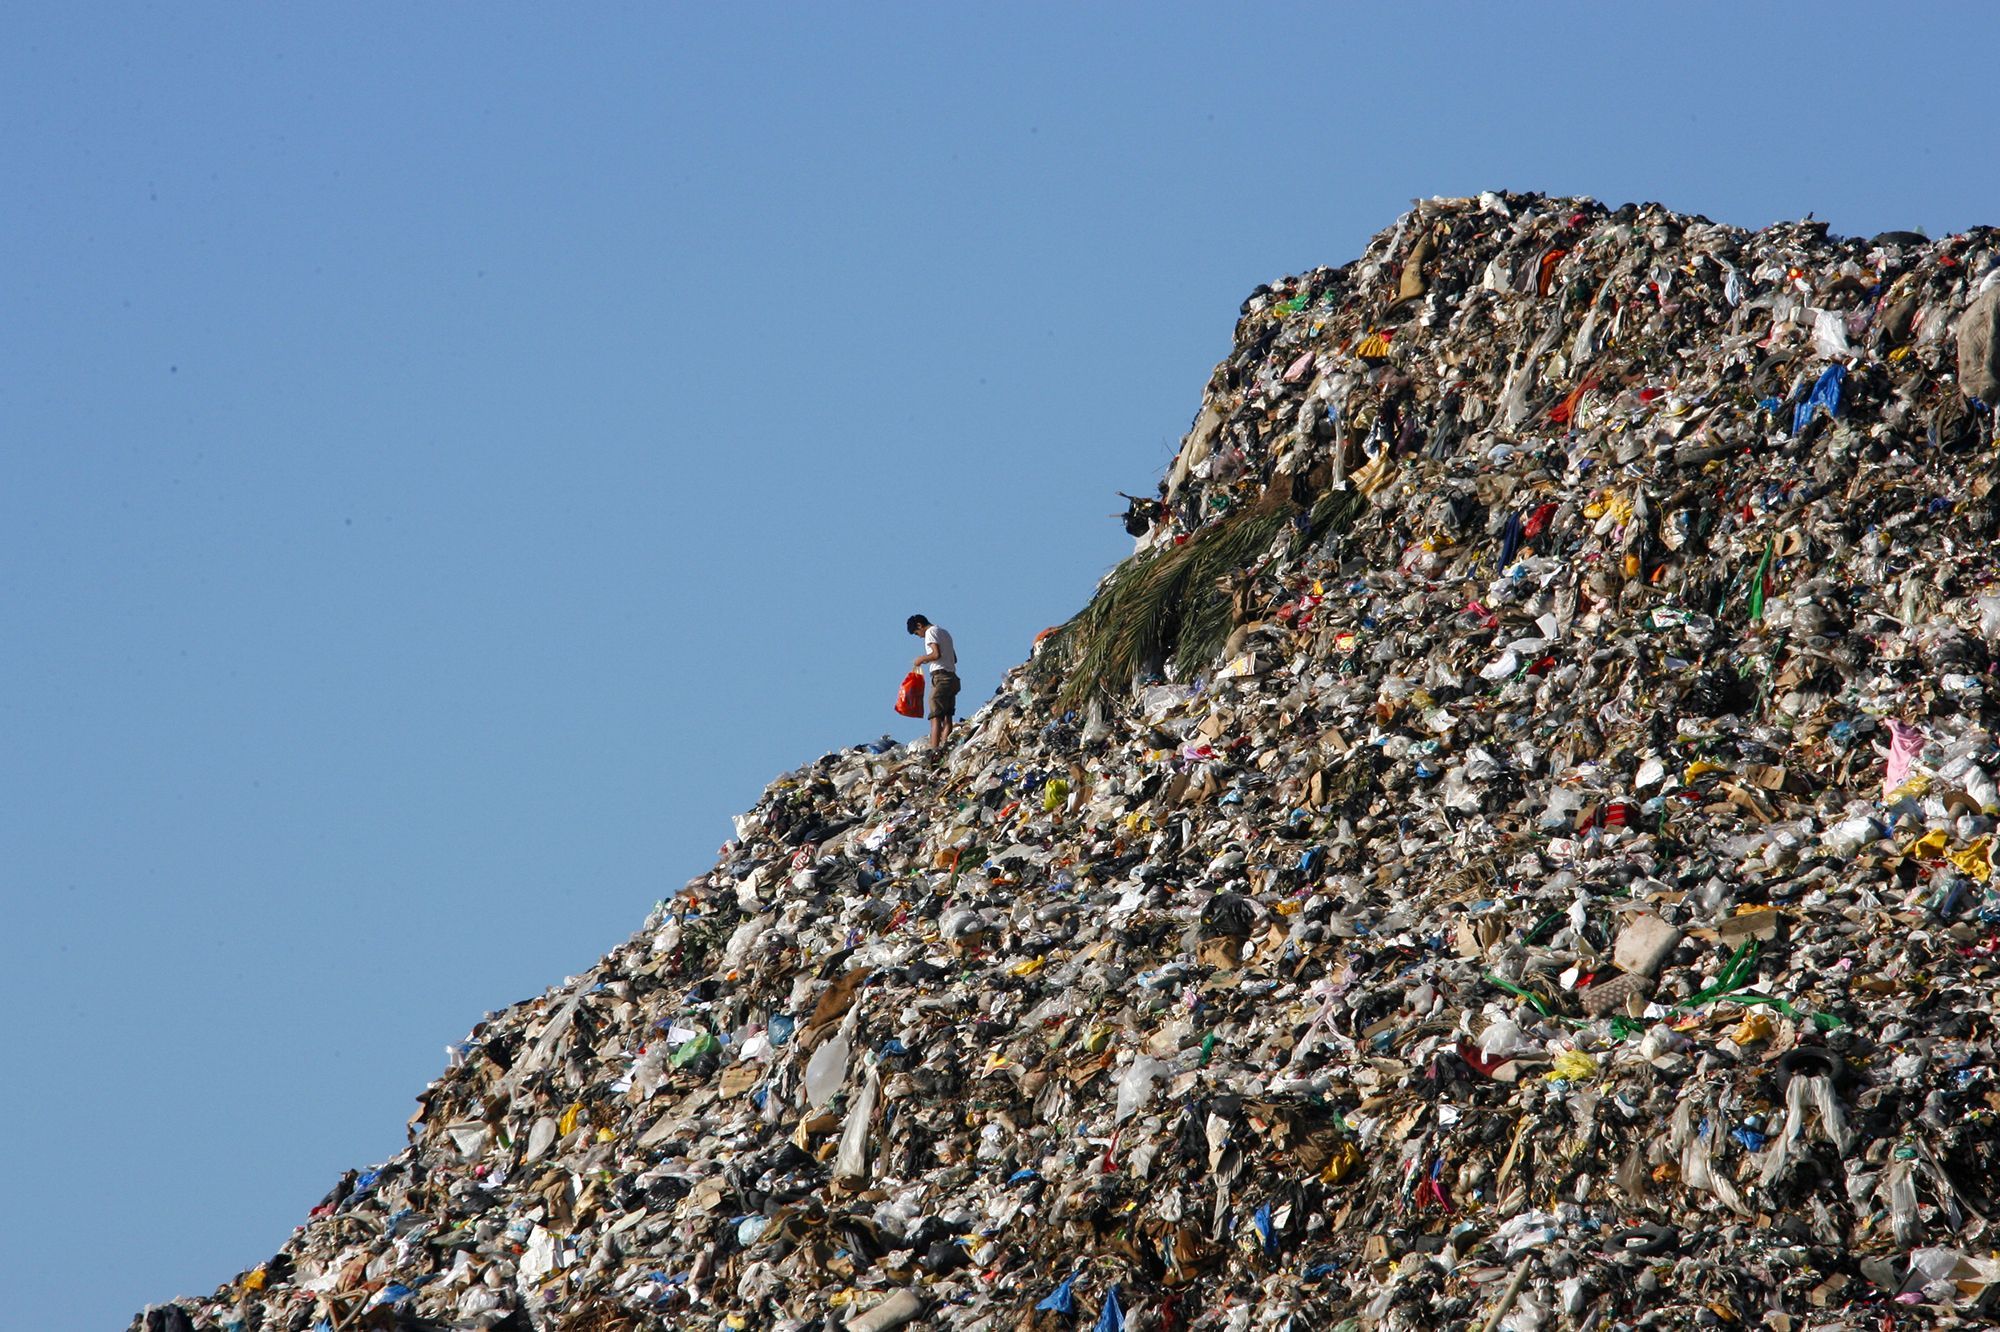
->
xmin=1320 ymin=1139 xmax=1361 ymax=1184
xmin=1545 ymin=1049 xmax=1599 ymax=1082
xmin=1949 ymin=835 xmax=1993 ymax=882
xmin=1902 ymin=828 xmax=1948 ymax=860
xmin=1730 ymin=1012 xmax=1774 ymax=1046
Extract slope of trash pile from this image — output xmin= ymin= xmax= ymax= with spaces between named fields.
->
xmin=143 ymin=190 xmax=2000 ymax=1332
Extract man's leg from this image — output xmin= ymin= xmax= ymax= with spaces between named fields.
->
xmin=928 ymin=672 xmax=957 ymax=751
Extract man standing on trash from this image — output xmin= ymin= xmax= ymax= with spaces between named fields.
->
xmin=906 ymin=614 xmax=958 ymax=752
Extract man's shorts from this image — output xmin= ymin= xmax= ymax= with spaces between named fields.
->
xmin=929 ymin=670 xmax=960 ymax=721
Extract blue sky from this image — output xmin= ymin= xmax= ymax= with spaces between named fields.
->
xmin=4 ymin=5 xmax=1993 ymax=1326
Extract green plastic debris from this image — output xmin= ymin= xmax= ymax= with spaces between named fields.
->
xmin=669 ymin=1032 xmax=721 ymax=1069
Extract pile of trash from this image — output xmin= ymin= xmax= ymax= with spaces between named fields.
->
xmin=143 ymin=191 xmax=2000 ymax=1332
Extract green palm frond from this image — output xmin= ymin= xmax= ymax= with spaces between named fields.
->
xmin=1032 ymin=489 xmax=1366 ymax=708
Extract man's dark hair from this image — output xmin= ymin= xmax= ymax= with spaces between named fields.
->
xmin=906 ymin=614 xmax=930 ymax=634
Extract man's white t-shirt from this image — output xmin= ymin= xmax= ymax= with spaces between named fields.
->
xmin=924 ymin=625 xmax=957 ymax=674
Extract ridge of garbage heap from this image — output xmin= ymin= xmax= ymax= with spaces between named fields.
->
xmin=142 ymin=190 xmax=2000 ymax=1332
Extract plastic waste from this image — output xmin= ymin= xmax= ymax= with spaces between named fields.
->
xmin=144 ymin=191 xmax=2000 ymax=1332
xmin=1114 ymin=1055 xmax=1168 ymax=1122
xmin=803 ymin=1011 xmax=856 ymax=1109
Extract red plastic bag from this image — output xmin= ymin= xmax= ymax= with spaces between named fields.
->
xmin=894 ymin=671 xmax=926 ymax=718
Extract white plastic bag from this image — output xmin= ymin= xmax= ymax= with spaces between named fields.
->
xmin=803 ymin=1011 xmax=856 ymax=1108
xmin=832 ymin=1066 xmax=881 ymax=1183
xmin=1115 ymin=1056 xmax=1169 ymax=1122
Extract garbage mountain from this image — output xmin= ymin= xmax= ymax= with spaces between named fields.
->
xmin=143 ymin=191 xmax=2000 ymax=1332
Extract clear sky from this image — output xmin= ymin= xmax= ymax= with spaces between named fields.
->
xmin=4 ymin=5 xmax=1993 ymax=1326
